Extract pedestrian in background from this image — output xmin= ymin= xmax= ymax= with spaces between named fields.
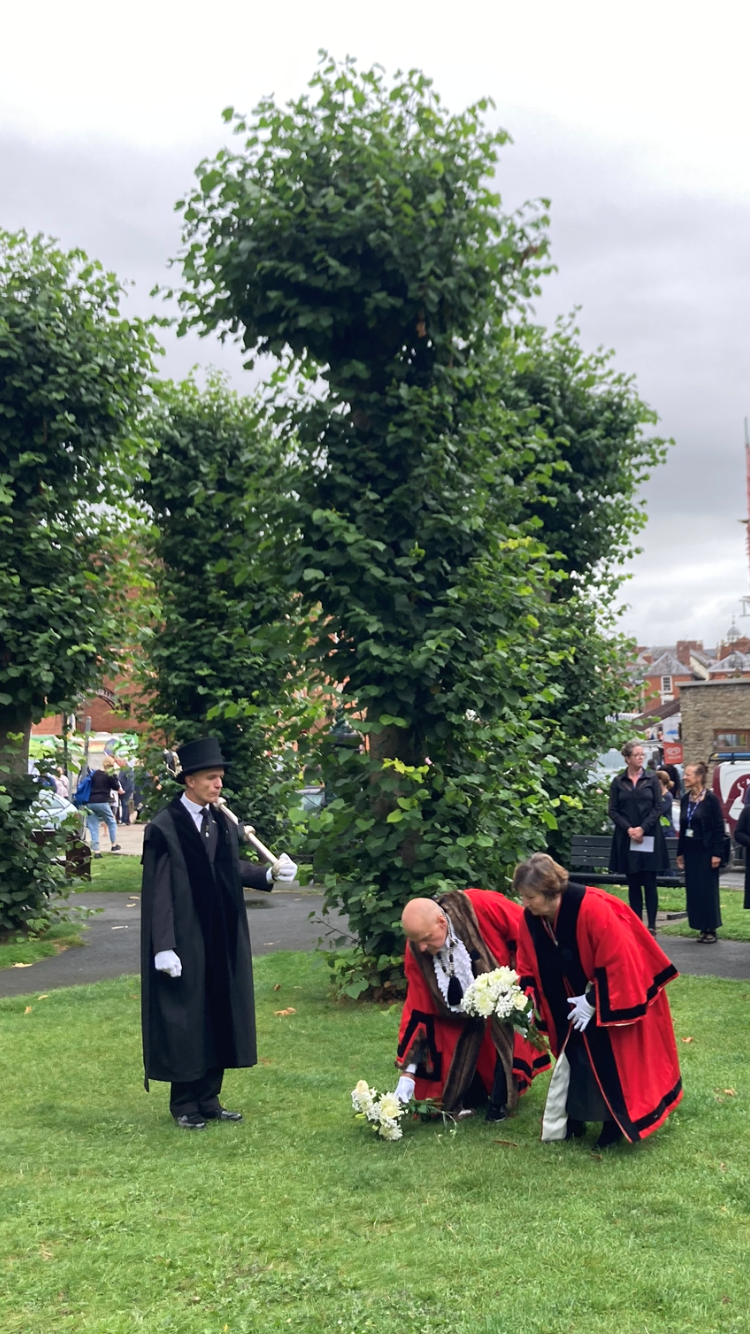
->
xmin=54 ymin=767 xmax=69 ymax=800
xmin=608 ymin=740 xmax=669 ymax=936
xmin=656 ymin=769 xmax=676 ymax=832
xmin=733 ymin=799 xmax=750 ymax=909
xmin=676 ymin=762 xmax=724 ymax=944
xmin=84 ymin=759 xmax=123 ymax=859
xmin=115 ymin=755 xmax=135 ymax=824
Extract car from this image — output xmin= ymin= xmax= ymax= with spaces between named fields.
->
xmin=30 ymin=788 xmax=83 ymax=831
xmin=589 ymin=743 xmax=664 ymax=787
xmin=298 ymin=785 xmax=326 ymax=813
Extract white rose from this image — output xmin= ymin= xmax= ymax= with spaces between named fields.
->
xmin=379 ymin=1093 xmax=402 ymax=1121
xmin=379 ymin=1121 xmax=403 ymax=1141
xmin=513 ymin=991 xmax=529 ymax=1011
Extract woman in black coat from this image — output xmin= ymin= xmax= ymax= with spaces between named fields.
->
xmin=732 ymin=801 xmax=750 ymax=909
xmin=676 ymin=762 xmax=724 ymax=942
xmin=608 ymin=740 xmax=669 ymax=935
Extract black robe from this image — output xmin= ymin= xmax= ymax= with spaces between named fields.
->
xmin=140 ymin=796 xmax=267 ymax=1086
xmin=608 ymin=769 xmax=670 ymax=875
xmin=676 ymin=789 xmax=724 ymax=933
xmin=517 ymin=884 xmax=682 ymax=1142
xmin=733 ymin=803 xmax=750 ymax=909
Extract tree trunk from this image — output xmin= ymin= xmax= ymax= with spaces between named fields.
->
xmin=369 ymin=722 xmax=425 ymax=868
xmin=0 ymin=706 xmax=32 ymax=779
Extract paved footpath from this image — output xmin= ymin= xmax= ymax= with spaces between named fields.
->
xmin=0 ymin=888 xmax=347 ymax=998
xmin=1 ymin=841 xmax=749 ymax=995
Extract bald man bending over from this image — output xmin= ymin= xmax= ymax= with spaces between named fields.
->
xmin=395 ymin=890 xmax=550 ymax=1119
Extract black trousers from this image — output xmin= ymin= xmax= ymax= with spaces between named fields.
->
xmin=627 ymin=871 xmax=658 ymax=930
xmin=170 ymin=1067 xmax=224 ymax=1119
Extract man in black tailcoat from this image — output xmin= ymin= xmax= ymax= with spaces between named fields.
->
xmin=140 ymin=737 xmax=297 ymax=1129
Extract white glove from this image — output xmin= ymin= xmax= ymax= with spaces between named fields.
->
xmin=395 ymin=1075 xmax=416 ymax=1104
xmin=271 ymin=853 xmax=298 ymax=883
xmin=567 ymin=993 xmax=595 ymax=1032
xmin=154 ymin=949 xmax=182 ymax=978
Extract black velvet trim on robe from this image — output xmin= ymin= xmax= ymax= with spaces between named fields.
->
xmin=140 ymin=797 xmax=257 ymax=1086
xmin=524 ymin=884 xmax=635 ymax=1138
xmin=397 ymin=1010 xmax=442 ymax=1083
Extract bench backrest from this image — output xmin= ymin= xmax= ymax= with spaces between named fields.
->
xmin=570 ymin=834 xmax=680 ymax=872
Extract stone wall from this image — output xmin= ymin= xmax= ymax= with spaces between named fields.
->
xmin=679 ymin=679 xmax=750 ymax=765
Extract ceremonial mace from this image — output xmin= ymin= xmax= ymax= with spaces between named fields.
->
xmin=217 ymin=797 xmax=277 ymax=867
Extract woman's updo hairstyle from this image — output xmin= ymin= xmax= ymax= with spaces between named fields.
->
xmin=687 ymin=761 xmax=708 ymax=785
xmin=512 ymin=852 xmax=569 ymax=900
xmin=656 ymin=769 xmax=673 ymax=790
xmin=621 ymin=739 xmax=644 ymax=761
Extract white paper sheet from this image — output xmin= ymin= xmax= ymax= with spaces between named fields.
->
xmin=630 ymin=836 xmax=655 ymax=853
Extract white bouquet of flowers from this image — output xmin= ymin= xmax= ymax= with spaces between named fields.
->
xmin=460 ymin=967 xmax=544 ymax=1047
xmin=351 ymin=1079 xmax=407 ymax=1142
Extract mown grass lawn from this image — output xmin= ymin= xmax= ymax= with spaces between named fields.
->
xmin=84 ymin=855 xmax=143 ymax=894
xmin=2 ymin=955 xmax=750 ymax=1334
xmin=601 ymin=883 xmax=750 ymax=941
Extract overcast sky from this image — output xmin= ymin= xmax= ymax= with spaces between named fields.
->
xmin=2 ymin=0 xmax=749 ymax=651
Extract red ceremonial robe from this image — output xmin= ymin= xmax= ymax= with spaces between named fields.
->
xmin=396 ymin=889 xmax=550 ymax=1108
xmin=516 ymin=883 xmax=682 ymax=1142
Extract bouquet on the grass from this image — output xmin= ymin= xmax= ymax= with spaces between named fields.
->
xmin=351 ymin=1080 xmax=409 ymax=1141
xmin=460 ymin=966 xmax=545 ymax=1049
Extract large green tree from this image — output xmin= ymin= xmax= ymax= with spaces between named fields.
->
xmin=171 ymin=58 xmax=565 ymax=986
xmin=170 ymin=58 xmax=667 ymax=989
xmin=0 ymin=230 xmax=158 ymax=774
xmin=137 ymin=372 xmax=308 ymax=844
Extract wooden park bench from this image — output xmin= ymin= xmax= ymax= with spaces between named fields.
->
xmin=569 ymin=834 xmax=684 ymax=889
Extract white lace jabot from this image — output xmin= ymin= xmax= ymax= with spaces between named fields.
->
xmin=433 ymin=915 xmax=475 ymax=1012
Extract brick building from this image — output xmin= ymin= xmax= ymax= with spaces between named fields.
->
xmin=678 ymin=679 xmax=750 ymax=767
xmin=31 ymin=678 xmax=146 ymax=742
xmin=633 ymin=635 xmax=750 ymax=708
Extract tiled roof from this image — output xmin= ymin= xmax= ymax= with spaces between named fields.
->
xmin=645 ymin=651 xmax=690 ymax=676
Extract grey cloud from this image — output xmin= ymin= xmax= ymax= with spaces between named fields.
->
xmin=2 ymin=116 xmax=748 ymax=645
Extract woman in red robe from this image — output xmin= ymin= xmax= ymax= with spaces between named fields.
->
xmin=395 ymin=889 xmax=550 ymax=1117
xmin=514 ymin=853 xmax=682 ymax=1148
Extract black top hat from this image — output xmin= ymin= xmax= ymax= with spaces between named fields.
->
xmin=176 ymin=737 xmax=229 ymax=780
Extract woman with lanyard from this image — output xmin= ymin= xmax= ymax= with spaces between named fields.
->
xmin=608 ymin=740 xmax=669 ymax=936
xmin=676 ymin=762 xmax=725 ymax=943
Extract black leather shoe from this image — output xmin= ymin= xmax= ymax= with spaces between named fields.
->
xmin=174 ymin=1114 xmax=207 ymax=1130
xmin=203 ymin=1107 xmax=243 ymax=1122
xmin=595 ymin=1122 xmax=624 ymax=1149
xmin=565 ymin=1118 xmax=587 ymax=1140
xmin=485 ymin=1103 xmax=507 ymax=1122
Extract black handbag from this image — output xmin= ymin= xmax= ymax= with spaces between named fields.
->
xmin=720 ymin=834 xmax=731 ymax=868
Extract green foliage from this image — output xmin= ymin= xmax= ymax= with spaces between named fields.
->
xmin=504 ymin=317 xmax=670 ymax=579
xmin=0 ymin=229 xmax=159 ymax=773
xmin=29 ymin=734 xmax=86 ymax=775
xmin=491 ymin=319 xmax=666 ymax=848
xmin=0 ymin=772 xmax=76 ymax=932
xmin=137 ymin=372 xmax=309 ymax=843
xmin=174 ymin=57 xmax=548 ymax=386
